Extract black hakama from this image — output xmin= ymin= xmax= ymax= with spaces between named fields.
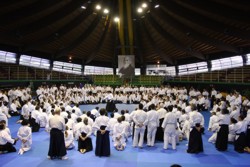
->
xmin=156 ymin=118 xmax=164 ymax=141
xmin=0 ymin=142 xmax=16 ymax=153
xmin=9 ymin=110 xmax=20 ymax=116
xmin=246 ymin=128 xmax=250 ymax=147
xmin=215 ymin=124 xmax=229 ymax=151
xmin=30 ymin=118 xmax=40 ymax=132
xmin=95 ymin=126 xmax=110 ymax=157
xmin=234 ymin=132 xmax=246 ymax=153
xmin=144 ymin=126 xmax=148 ymax=142
xmin=211 ymin=95 xmax=215 ymax=108
xmin=106 ymin=101 xmax=116 ymax=112
xmin=187 ymin=127 xmax=203 ymax=153
xmin=48 ymin=128 xmax=67 ymax=158
xmin=78 ymin=133 xmax=93 ymax=153
xmin=131 ymin=122 xmax=135 ymax=140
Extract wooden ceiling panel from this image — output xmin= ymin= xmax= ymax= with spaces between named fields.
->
xmin=0 ymin=0 xmax=249 ymax=68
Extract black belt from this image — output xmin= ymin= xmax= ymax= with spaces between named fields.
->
xmin=236 ymin=132 xmax=244 ymax=135
xmin=219 ymin=124 xmax=228 ymax=126
xmin=51 ymin=128 xmax=63 ymax=131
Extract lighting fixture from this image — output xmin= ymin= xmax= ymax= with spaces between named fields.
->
xmin=154 ymin=4 xmax=160 ymax=8
xmin=114 ymin=17 xmax=119 ymax=22
xmin=142 ymin=3 xmax=147 ymax=8
xmin=96 ymin=4 xmax=101 ymax=10
xmin=103 ymin=8 xmax=109 ymax=14
xmin=137 ymin=7 xmax=143 ymax=13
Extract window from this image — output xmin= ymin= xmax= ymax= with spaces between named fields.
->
xmin=146 ymin=64 xmax=174 ymax=76
xmin=165 ymin=66 xmax=176 ymax=76
xmin=178 ymin=62 xmax=208 ymax=75
xmin=53 ymin=61 xmax=82 ymax=74
xmin=0 ymin=50 xmax=16 ymax=63
xmin=20 ymin=55 xmax=50 ymax=69
xmin=135 ymin=68 xmax=141 ymax=76
xmin=211 ymin=56 xmax=243 ymax=71
xmin=246 ymin=54 xmax=250 ymax=65
xmin=85 ymin=66 xmax=113 ymax=75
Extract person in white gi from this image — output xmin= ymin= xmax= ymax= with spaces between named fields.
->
xmin=0 ymin=121 xmax=18 ymax=153
xmin=17 ymin=119 xmax=32 ymax=155
xmin=113 ymin=117 xmax=126 ymax=151
xmin=146 ymin=104 xmax=159 ymax=147
xmin=64 ymin=125 xmax=75 ymax=150
xmin=132 ymin=103 xmax=148 ymax=148
xmin=162 ymin=105 xmax=177 ymax=150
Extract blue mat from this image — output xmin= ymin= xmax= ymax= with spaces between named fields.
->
xmin=1 ymin=104 xmax=249 ymax=167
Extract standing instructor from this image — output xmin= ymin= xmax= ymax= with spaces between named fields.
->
xmin=48 ymin=107 xmax=68 ymax=160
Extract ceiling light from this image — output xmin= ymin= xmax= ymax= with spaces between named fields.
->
xmin=103 ymin=8 xmax=109 ymax=14
xmin=96 ymin=4 xmax=101 ymax=10
xmin=154 ymin=4 xmax=160 ymax=8
xmin=137 ymin=8 xmax=143 ymax=13
xmin=142 ymin=3 xmax=147 ymax=8
xmin=81 ymin=6 xmax=86 ymax=9
xmin=114 ymin=17 xmax=119 ymax=22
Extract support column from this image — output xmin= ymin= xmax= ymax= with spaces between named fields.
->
xmin=16 ymin=53 xmax=21 ymax=65
xmin=118 ymin=0 xmax=125 ymax=55
xmin=126 ymin=0 xmax=134 ymax=55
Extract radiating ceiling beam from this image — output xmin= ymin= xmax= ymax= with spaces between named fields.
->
xmin=141 ymin=21 xmax=174 ymax=65
xmin=175 ymin=0 xmax=250 ymax=24
xmin=0 ymin=0 xmax=62 ymax=26
xmin=134 ymin=21 xmax=145 ymax=67
xmin=0 ymin=0 xmax=26 ymax=7
xmin=157 ymin=4 xmax=239 ymax=53
xmin=86 ymin=16 xmax=111 ymax=64
xmin=55 ymin=15 xmax=102 ymax=58
xmin=209 ymin=0 xmax=250 ymax=11
xmin=7 ymin=0 xmax=88 ymax=36
xmin=147 ymin=14 xmax=205 ymax=60
xmin=24 ymin=7 xmax=93 ymax=51
xmin=172 ymin=0 xmax=250 ymax=40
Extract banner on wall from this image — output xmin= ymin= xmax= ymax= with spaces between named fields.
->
xmin=118 ymin=55 xmax=135 ymax=78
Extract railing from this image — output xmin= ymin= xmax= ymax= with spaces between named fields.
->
xmin=170 ymin=66 xmax=250 ymax=83
xmin=0 ymin=63 xmax=250 ymax=84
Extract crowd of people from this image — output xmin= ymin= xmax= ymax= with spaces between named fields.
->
xmin=0 ymin=84 xmax=250 ymax=160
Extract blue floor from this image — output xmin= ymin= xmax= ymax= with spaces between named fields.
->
xmin=1 ymin=104 xmax=249 ymax=167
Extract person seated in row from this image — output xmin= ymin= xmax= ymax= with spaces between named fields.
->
xmin=0 ymin=120 xmax=19 ymax=153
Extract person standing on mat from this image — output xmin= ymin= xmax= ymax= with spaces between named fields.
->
xmin=146 ymin=104 xmax=159 ymax=147
xmin=93 ymin=108 xmax=110 ymax=157
xmin=47 ymin=107 xmax=68 ymax=160
xmin=215 ymin=108 xmax=230 ymax=151
xmin=162 ymin=105 xmax=177 ymax=150
xmin=187 ymin=105 xmax=204 ymax=153
xmin=132 ymin=103 xmax=148 ymax=149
